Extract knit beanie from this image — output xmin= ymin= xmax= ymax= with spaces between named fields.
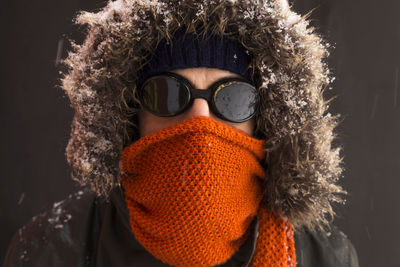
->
xmin=138 ymin=27 xmax=253 ymax=88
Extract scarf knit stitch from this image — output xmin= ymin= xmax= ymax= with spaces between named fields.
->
xmin=121 ymin=117 xmax=296 ymax=266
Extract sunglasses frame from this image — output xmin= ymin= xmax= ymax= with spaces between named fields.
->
xmin=138 ymin=72 xmax=259 ymax=123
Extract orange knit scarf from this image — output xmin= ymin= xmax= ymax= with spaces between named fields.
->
xmin=121 ymin=116 xmax=296 ymax=267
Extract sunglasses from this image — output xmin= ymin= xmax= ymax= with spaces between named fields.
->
xmin=138 ymin=72 xmax=259 ymax=123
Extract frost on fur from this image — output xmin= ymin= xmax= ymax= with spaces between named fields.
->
xmin=61 ymin=0 xmax=346 ymax=229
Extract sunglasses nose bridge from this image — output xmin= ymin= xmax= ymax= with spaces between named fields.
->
xmin=190 ymin=88 xmax=212 ymax=101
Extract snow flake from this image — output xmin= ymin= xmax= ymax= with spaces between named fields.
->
xmin=53 ymin=200 xmax=64 ymax=209
xmin=243 ymin=9 xmax=255 ymax=20
xmin=195 ymin=4 xmax=205 ymax=17
xmin=20 ymin=250 xmax=28 ymax=260
xmin=64 ymin=214 xmax=72 ymax=223
xmin=54 ymin=224 xmax=64 ymax=229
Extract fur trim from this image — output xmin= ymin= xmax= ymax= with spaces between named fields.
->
xmin=61 ymin=0 xmax=346 ymax=229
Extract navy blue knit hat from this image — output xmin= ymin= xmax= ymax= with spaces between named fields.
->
xmin=138 ymin=28 xmax=253 ymax=87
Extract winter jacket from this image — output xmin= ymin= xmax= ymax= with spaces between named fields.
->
xmin=3 ymin=187 xmax=359 ymax=267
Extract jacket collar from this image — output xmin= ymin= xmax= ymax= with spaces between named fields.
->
xmin=97 ymin=186 xmax=258 ymax=267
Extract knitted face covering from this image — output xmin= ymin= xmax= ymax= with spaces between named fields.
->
xmin=121 ymin=116 xmax=296 ymax=267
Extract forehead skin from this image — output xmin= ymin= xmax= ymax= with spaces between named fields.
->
xmin=138 ymin=67 xmax=255 ymax=137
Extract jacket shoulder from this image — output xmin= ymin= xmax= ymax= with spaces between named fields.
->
xmin=3 ymin=189 xmax=98 ymax=267
xmin=294 ymin=225 xmax=359 ymax=267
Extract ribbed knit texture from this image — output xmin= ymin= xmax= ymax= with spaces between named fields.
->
xmin=250 ymin=206 xmax=296 ymax=267
xmin=138 ymin=28 xmax=253 ymax=88
xmin=121 ymin=116 xmax=295 ymax=267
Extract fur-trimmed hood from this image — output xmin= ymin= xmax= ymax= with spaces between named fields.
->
xmin=61 ymin=0 xmax=345 ymax=229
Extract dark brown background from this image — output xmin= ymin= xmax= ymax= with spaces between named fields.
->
xmin=1 ymin=0 xmax=399 ymax=266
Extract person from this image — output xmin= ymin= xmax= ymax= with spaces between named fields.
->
xmin=3 ymin=0 xmax=359 ymax=266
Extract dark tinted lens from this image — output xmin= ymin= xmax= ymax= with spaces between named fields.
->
xmin=141 ymin=76 xmax=190 ymax=115
xmin=214 ymin=82 xmax=258 ymax=122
